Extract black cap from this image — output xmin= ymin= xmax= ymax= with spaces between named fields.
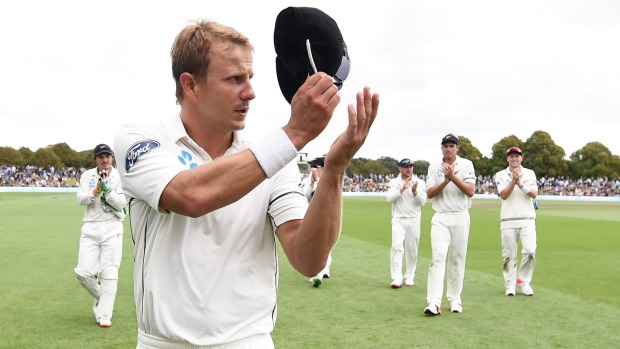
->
xmin=274 ymin=7 xmax=350 ymax=104
xmin=308 ymin=156 xmax=325 ymax=168
xmin=399 ymin=158 xmax=413 ymax=167
xmin=506 ymin=146 xmax=523 ymax=156
xmin=441 ymin=133 xmax=460 ymax=145
xmin=93 ymin=144 xmax=114 ymax=157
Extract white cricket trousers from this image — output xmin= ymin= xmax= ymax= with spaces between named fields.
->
xmin=426 ymin=211 xmax=470 ymax=307
xmin=136 ymin=332 xmax=274 ymax=349
xmin=76 ymin=221 xmax=123 ymax=276
xmin=501 ymin=225 xmax=537 ymax=288
xmin=390 ymin=217 xmax=421 ymax=283
xmin=76 ymin=220 xmax=123 ymax=320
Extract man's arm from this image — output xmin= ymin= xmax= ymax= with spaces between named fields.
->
xmin=497 ymin=171 xmax=518 ymax=200
xmin=443 ymin=162 xmax=475 ymax=197
xmin=425 ymin=165 xmax=444 ymax=199
xmin=427 ymin=180 xmax=448 ymax=198
xmin=413 ymin=179 xmax=427 ymax=206
xmin=277 ymin=86 xmax=380 ymax=277
xmin=520 ymin=169 xmax=539 ymax=199
xmin=386 ymin=178 xmax=405 ymax=203
xmin=158 ymin=74 xmax=340 ymax=217
xmin=76 ymin=170 xmax=99 ymax=205
xmin=451 ymin=176 xmax=476 ymax=197
xmin=102 ymin=171 xmax=127 ymax=211
xmin=428 ymin=166 xmax=475 ymax=198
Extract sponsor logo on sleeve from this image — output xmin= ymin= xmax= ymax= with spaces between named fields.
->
xmin=125 ymin=140 xmax=160 ymax=172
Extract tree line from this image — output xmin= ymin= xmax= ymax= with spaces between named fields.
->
xmin=347 ymin=130 xmax=620 ymax=179
xmin=1 ymin=130 xmax=620 ymax=179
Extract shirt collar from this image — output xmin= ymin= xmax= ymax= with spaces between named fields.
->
xmin=166 ymin=114 xmax=245 ymax=154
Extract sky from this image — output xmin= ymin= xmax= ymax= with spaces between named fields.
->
xmin=1 ymin=0 xmax=619 ymax=164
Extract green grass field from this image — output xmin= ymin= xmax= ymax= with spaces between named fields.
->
xmin=1 ymin=193 xmax=618 ymax=348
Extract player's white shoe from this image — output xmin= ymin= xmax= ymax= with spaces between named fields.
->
xmin=424 ymin=304 xmax=441 ymax=316
xmin=405 ymin=278 xmax=414 ymax=286
xmin=517 ymin=279 xmax=534 ymax=296
xmin=450 ymin=302 xmax=463 ymax=313
xmin=390 ymin=280 xmax=402 ymax=289
xmin=505 ymin=288 xmax=516 ymax=296
xmin=98 ymin=317 xmax=111 ymax=327
xmin=520 ymin=283 xmax=534 ymax=296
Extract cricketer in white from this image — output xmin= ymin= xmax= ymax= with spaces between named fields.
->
xmin=386 ymin=158 xmax=427 ymax=288
xmin=75 ymin=144 xmax=126 ymax=328
xmin=424 ymin=134 xmax=476 ymax=316
xmin=493 ymin=146 xmax=538 ymax=297
xmin=113 ymin=18 xmax=379 ymax=349
xmin=115 ymin=119 xmax=307 ymax=345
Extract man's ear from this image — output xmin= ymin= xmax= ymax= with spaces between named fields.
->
xmin=180 ymin=72 xmax=198 ymax=101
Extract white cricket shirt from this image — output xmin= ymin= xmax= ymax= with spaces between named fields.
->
xmin=114 ymin=115 xmax=307 ymax=346
xmin=386 ymin=175 xmax=427 ymax=218
xmin=426 ymin=156 xmax=476 ymax=213
xmin=494 ymin=166 xmax=537 ymax=229
xmin=76 ymin=167 xmax=126 ymax=222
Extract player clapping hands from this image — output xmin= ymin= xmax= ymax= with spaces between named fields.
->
xmin=401 ymin=176 xmax=418 ymax=195
xmin=92 ymin=170 xmax=112 ymax=196
xmin=441 ymin=162 xmax=455 ymax=181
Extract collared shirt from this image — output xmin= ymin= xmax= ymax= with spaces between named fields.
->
xmin=494 ymin=166 xmax=537 ymax=229
xmin=114 ymin=115 xmax=307 ymax=346
xmin=386 ymin=175 xmax=427 ymax=218
xmin=77 ymin=167 xmax=126 ymax=222
xmin=426 ymin=156 xmax=476 ymax=213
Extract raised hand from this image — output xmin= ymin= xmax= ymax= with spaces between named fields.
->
xmin=441 ymin=163 xmax=455 ymax=181
xmin=284 ymin=73 xmax=341 ymax=150
xmin=324 ymin=86 xmax=379 ymax=169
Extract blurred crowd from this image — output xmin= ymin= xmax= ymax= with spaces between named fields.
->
xmin=473 ymin=175 xmax=620 ymax=197
xmin=3 ymin=164 xmax=620 ymax=197
xmin=1 ymin=165 xmax=81 ymax=188
xmin=338 ymin=172 xmax=620 ymax=197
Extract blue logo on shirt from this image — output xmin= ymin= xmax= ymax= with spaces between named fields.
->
xmin=178 ymin=150 xmax=198 ymax=169
xmin=125 ymin=140 xmax=160 ymax=172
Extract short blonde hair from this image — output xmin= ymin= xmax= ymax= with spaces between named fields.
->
xmin=170 ymin=20 xmax=253 ymax=103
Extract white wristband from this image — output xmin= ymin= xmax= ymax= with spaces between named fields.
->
xmin=521 ymin=185 xmax=531 ymax=194
xmin=249 ymin=128 xmax=298 ymax=178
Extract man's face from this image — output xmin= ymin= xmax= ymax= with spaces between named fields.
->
xmin=507 ymin=153 xmax=523 ymax=168
xmin=194 ymin=40 xmax=256 ymax=132
xmin=95 ymin=154 xmax=114 ymax=172
xmin=399 ymin=165 xmax=413 ymax=178
xmin=441 ymin=142 xmax=459 ymax=160
xmin=312 ymin=166 xmax=324 ymax=175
